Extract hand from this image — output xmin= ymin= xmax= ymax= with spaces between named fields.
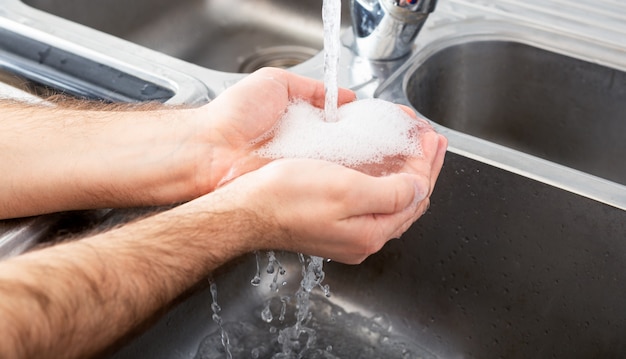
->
xmin=195 ymin=126 xmax=447 ymax=264
xmin=193 ymin=67 xmax=357 ymax=193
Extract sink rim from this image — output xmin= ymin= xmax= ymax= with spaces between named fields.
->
xmin=17 ymin=0 xmax=352 ymax=73
xmin=375 ymin=21 xmax=626 ymax=211
xmin=1 ymin=0 xmax=343 ymax=95
xmin=0 ymin=0 xmax=219 ymax=104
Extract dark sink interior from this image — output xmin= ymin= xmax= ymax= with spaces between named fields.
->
xmin=109 ymin=152 xmax=626 ymax=359
xmin=22 ymin=0 xmax=351 ymax=73
xmin=406 ymin=40 xmax=626 ymax=185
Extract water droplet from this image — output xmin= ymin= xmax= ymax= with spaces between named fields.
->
xmin=261 ymin=302 xmax=273 ymax=323
xmin=208 ymin=280 xmax=232 ymax=358
xmin=270 ymin=281 xmax=279 ymax=292
xmin=321 ymin=284 xmax=331 ymax=297
xmin=211 ymin=302 xmax=221 ymax=313
xmin=279 ymin=296 xmax=289 ymax=322
xmin=251 ymin=251 xmax=262 ymax=286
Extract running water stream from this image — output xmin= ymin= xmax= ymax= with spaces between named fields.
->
xmin=196 ymin=1 xmax=433 ymax=357
xmin=322 ymin=0 xmax=342 ymax=122
xmin=270 ymin=1 xmax=341 ymax=354
xmin=209 ymin=1 xmax=334 ymax=357
xmin=208 ymin=280 xmax=233 ymax=359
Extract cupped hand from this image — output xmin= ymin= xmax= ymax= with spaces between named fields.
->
xmin=193 ymin=67 xmax=356 ymax=193
xmin=203 ymin=126 xmax=447 ymax=264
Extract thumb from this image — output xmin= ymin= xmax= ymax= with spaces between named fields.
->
xmin=347 ymin=172 xmax=429 ymax=217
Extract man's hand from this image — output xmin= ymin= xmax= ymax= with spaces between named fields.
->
xmin=189 ymin=124 xmax=447 ymax=264
xmin=192 ymin=67 xmax=357 ymax=193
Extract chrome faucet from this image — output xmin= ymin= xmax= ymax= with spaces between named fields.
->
xmin=350 ymin=0 xmax=438 ymax=61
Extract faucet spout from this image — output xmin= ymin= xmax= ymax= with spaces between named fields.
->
xmin=350 ymin=0 xmax=437 ymax=61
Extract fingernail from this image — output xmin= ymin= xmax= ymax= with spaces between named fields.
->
xmin=412 ymin=180 xmax=428 ymax=207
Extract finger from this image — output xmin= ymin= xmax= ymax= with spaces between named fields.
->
xmin=427 ymin=134 xmax=448 ymax=194
xmin=336 ymin=88 xmax=358 ymax=107
xmin=263 ymin=68 xmax=356 ymax=108
xmin=397 ymin=105 xmax=436 ymax=130
xmin=376 ymin=136 xmax=446 ymax=240
xmin=419 ymin=133 xmax=446 ymax=195
xmin=216 ymin=156 xmax=273 ymax=188
xmin=402 ymin=128 xmax=439 ymax=174
xmin=345 ymin=172 xmax=428 ymax=217
xmin=304 ymin=85 xmax=356 ymax=109
xmin=398 ymin=105 xmax=417 ymax=118
xmin=388 ymin=198 xmax=428 ymax=239
xmin=340 ymin=192 xmax=428 ymax=259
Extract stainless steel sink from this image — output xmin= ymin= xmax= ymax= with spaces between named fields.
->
xmin=102 ymin=14 xmax=626 ymax=359
xmin=21 ymin=0 xmax=351 ymax=73
xmin=108 ymin=152 xmax=626 ymax=359
xmin=2 ymin=0 xmax=626 ymax=358
xmin=405 ymin=40 xmax=626 ymax=186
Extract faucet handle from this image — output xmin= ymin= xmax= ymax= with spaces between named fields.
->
xmin=351 ymin=0 xmax=438 ymax=60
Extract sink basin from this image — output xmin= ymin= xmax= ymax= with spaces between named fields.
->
xmin=405 ymin=40 xmax=626 ymax=186
xmin=107 ymin=152 xmax=626 ymax=359
xmin=22 ymin=0 xmax=351 ymax=73
xmin=2 ymin=2 xmax=625 ymax=358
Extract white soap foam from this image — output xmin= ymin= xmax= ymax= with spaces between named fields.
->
xmin=254 ymin=98 xmax=422 ymax=169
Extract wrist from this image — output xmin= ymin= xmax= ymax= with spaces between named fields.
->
xmin=78 ymin=107 xmax=212 ymax=207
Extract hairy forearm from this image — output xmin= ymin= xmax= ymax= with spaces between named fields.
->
xmin=0 ymin=99 xmax=209 ymax=219
xmin=0 ymin=193 xmax=255 ymax=359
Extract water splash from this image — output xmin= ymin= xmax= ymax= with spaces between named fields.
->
xmin=267 ymin=251 xmax=287 ymax=292
xmin=279 ymin=296 xmax=290 ymax=322
xmin=196 ymin=252 xmax=436 ymax=358
xmin=195 ymin=292 xmax=436 ymax=359
xmin=323 ymin=0 xmax=342 ymax=122
xmin=274 ymin=255 xmax=327 ymax=358
xmin=251 ymin=251 xmax=262 ymax=287
xmin=262 ymin=301 xmax=274 ymax=323
xmin=209 ymin=279 xmax=233 ymax=359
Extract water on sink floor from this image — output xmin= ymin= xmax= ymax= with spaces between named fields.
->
xmin=197 ymin=252 xmax=434 ymax=359
xmin=194 ymin=293 xmax=435 ymax=359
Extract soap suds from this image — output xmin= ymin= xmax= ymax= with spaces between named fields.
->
xmin=254 ymin=99 xmax=422 ymax=171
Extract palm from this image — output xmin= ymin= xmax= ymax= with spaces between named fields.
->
xmin=200 ymin=68 xmax=355 ymax=189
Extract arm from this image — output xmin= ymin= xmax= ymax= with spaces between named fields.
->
xmin=0 ymin=128 xmax=446 ymax=358
xmin=0 ymin=67 xmax=446 ymax=358
xmin=0 ymin=68 xmax=357 ymax=219
xmin=0 ymin=100 xmax=204 ymax=218
xmin=0 ymin=189 xmax=257 ymax=359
